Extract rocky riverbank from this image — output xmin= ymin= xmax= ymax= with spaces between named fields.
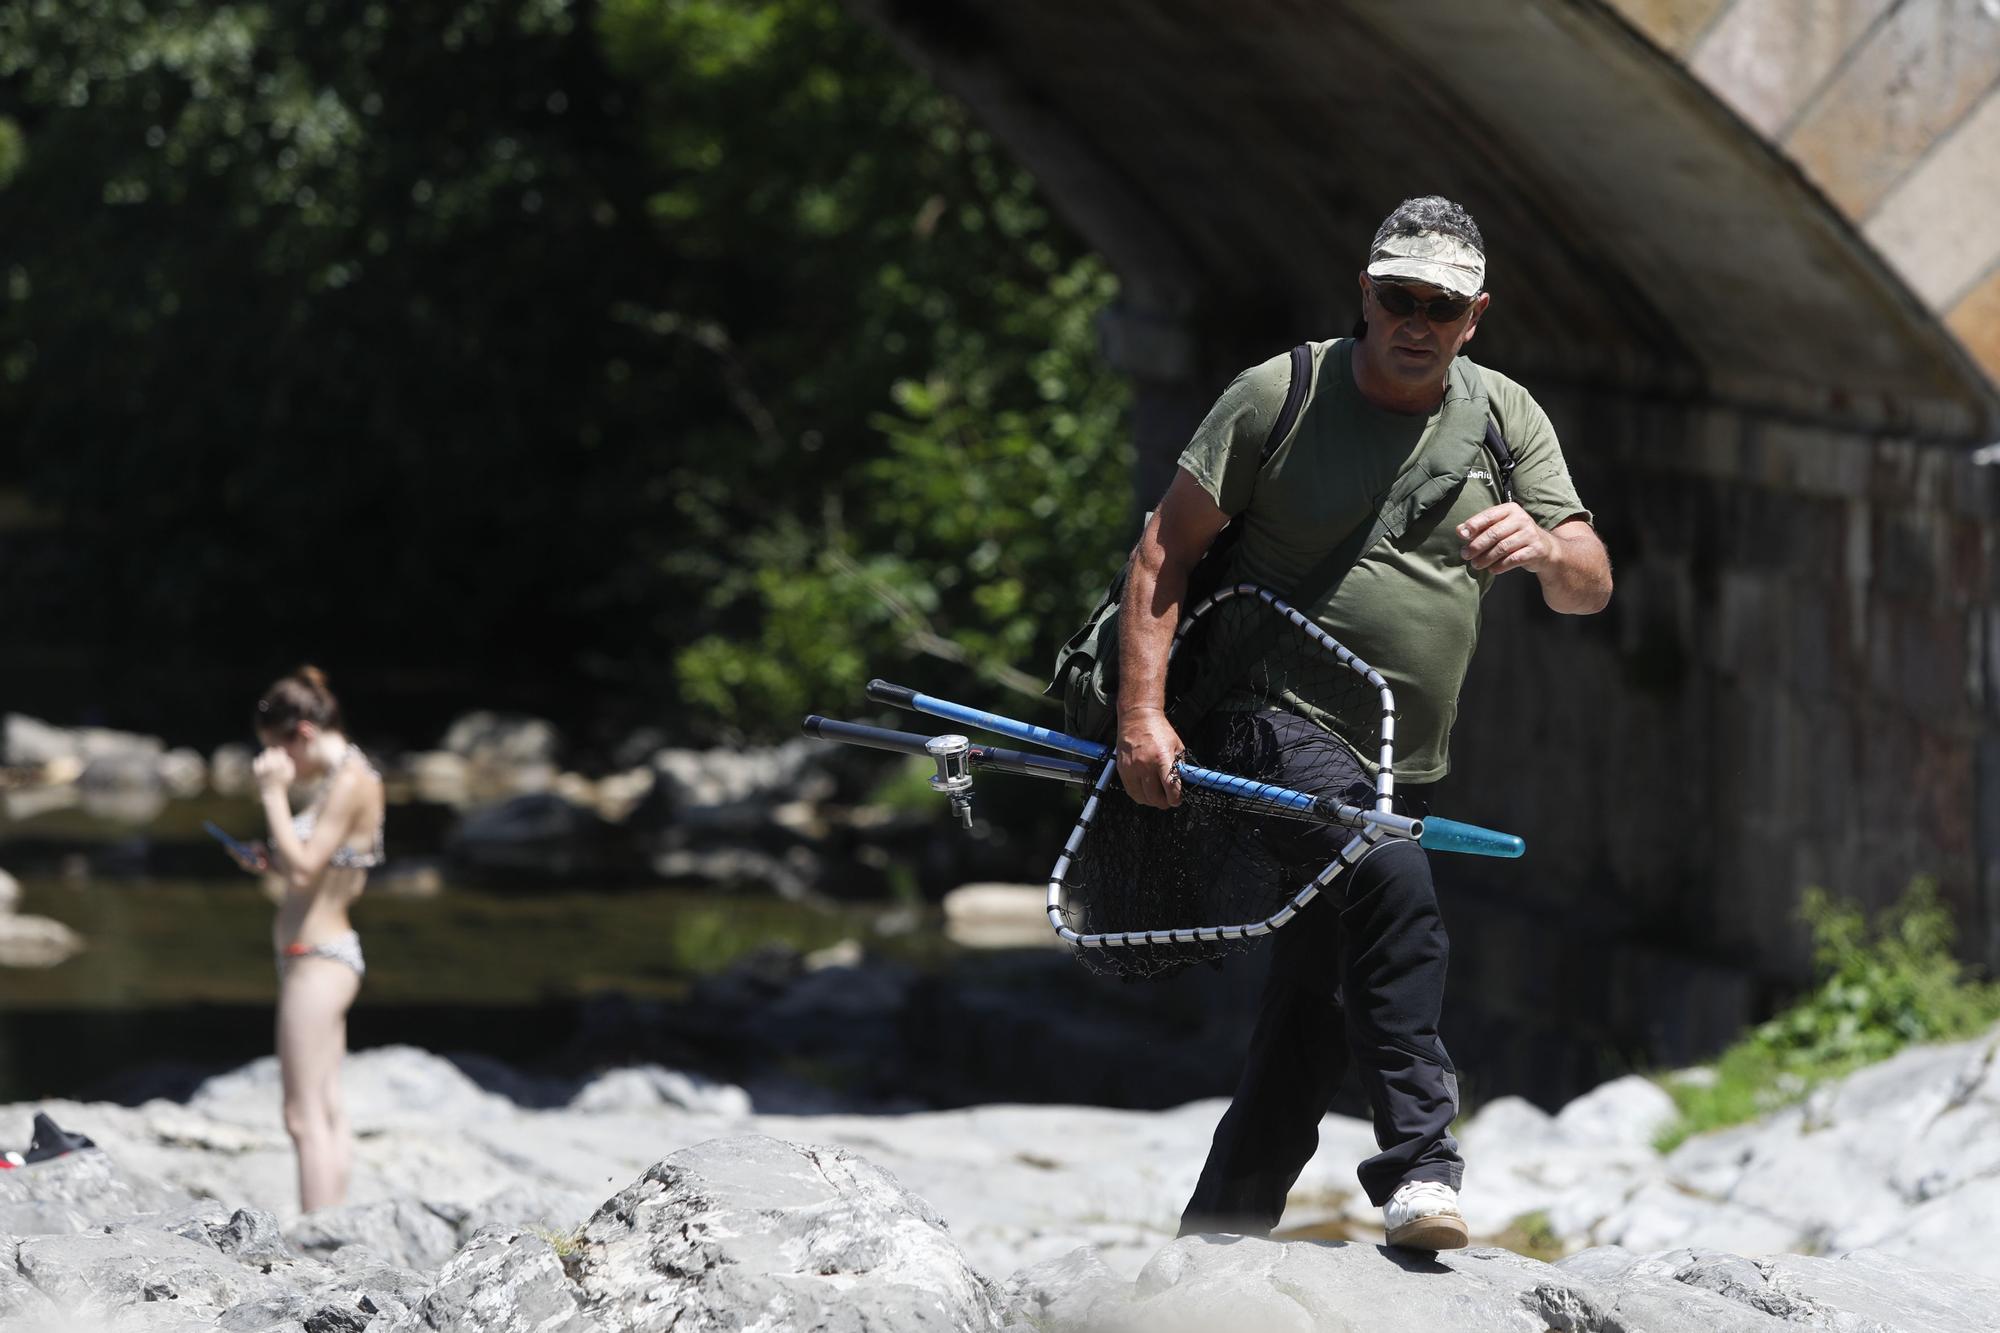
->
xmin=3 ymin=1019 xmax=1998 ymax=1330
xmin=2 ymin=708 xmax=990 ymax=900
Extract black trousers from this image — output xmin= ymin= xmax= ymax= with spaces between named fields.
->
xmin=1179 ymin=710 xmax=1462 ymax=1237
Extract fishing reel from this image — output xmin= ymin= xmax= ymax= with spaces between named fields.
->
xmin=924 ymin=733 xmax=976 ymax=830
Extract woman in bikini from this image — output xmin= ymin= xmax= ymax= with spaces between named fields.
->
xmin=241 ymin=665 xmax=384 ymax=1213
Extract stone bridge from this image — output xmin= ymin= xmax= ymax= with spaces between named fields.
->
xmin=849 ymin=0 xmax=2000 ymax=1098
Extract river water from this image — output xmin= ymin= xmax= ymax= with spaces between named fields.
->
xmin=0 ymin=787 xmax=940 ymax=1104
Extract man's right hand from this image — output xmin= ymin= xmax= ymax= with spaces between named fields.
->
xmin=1116 ymin=707 xmax=1185 ymax=808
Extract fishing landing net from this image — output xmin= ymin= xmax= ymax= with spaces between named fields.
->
xmin=1049 ymin=584 xmax=1400 ymax=981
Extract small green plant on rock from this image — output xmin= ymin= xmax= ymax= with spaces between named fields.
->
xmin=1655 ymin=878 xmax=2000 ymax=1152
xmin=1489 ymin=1209 xmax=1564 ymax=1263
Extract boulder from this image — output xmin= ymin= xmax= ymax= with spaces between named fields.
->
xmin=190 ymin=1046 xmax=515 ymax=1133
xmin=0 ymin=1148 xmax=188 ymax=1237
xmin=446 ymin=792 xmax=617 ymax=878
xmin=3 ymin=784 xmax=79 ymax=822
xmin=210 ymin=743 xmax=255 ymax=797
xmin=404 ymin=749 xmax=472 ymax=806
xmin=5 ymin=716 xmax=191 ymax=794
xmin=287 ymin=1199 xmax=462 ymax=1273
xmin=942 ymin=882 xmax=1061 ymax=949
xmin=0 ymin=913 xmax=84 ymax=968
xmin=441 ymin=712 xmax=562 ymax=769
xmin=379 ymin=1228 xmax=593 ymax=1333
xmin=439 ymin=712 xmax=562 ymax=800
xmin=643 ymin=740 xmax=835 ymax=829
xmin=568 ymin=1066 xmax=754 ymax=1118
xmin=1009 ymin=1235 xmax=2000 ymax=1333
xmin=158 ymin=747 xmax=208 ymax=799
xmin=437 ymin=1183 xmax=600 ymax=1245
xmin=14 ymin=1222 xmax=289 ymax=1326
xmin=77 ymin=785 xmax=168 ymax=824
xmin=1553 ymin=1074 xmax=1678 ymax=1148
xmin=4 ymin=713 xmax=82 ymax=768
xmin=569 ymin=1136 xmax=1003 ymax=1331
xmin=648 ymin=842 xmax=822 ymax=899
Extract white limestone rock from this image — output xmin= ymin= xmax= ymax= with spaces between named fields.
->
xmin=569 ymin=1135 xmax=1002 ymax=1332
xmin=1552 ymin=1073 xmax=1678 ymax=1148
xmin=568 ymin=1065 xmax=754 ymax=1118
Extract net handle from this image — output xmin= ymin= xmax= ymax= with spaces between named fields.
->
xmin=860 ymin=681 xmax=1427 ymax=840
xmin=803 ymin=715 xmax=1096 ymax=785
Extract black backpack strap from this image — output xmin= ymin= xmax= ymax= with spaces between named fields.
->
xmin=1261 ymin=343 xmax=1314 ymax=468
xmin=1072 ymin=338 xmax=1320 ymax=732
xmin=1482 ymin=418 xmax=1517 ymax=505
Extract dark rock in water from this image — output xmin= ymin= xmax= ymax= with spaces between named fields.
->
xmin=445 ymin=792 xmax=628 ymax=880
xmin=901 ymin=952 xmax=1248 ymax=1110
xmin=552 ymin=942 xmax=1248 ymax=1114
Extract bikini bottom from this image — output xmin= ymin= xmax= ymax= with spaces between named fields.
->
xmin=278 ymin=930 xmax=365 ymax=978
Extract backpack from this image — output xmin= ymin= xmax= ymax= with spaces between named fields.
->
xmin=1046 ymin=342 xmax=1517 ymax=743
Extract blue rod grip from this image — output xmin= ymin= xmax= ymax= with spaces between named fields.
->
xmin=1418 ymin=817 xmax=1526 ymax=859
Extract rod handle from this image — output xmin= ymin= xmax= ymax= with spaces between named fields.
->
xmin=866 ymin=679 xmax=919 ymax=711
xmin=802 ymin=715 xmax=935 ymax=757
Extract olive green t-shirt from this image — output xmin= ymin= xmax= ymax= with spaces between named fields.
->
xmin=1177 ymin=338 xmax=1590 ymax=781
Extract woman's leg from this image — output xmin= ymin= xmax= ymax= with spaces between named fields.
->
xmin=323 ymin=986 xmax=353 ymax=1204
xmin=277 ymin=958 xmax=360 ymax=1212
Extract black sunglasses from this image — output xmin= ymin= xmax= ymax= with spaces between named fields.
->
xmin=1370 ymin=281 xmax=1474 ymax=323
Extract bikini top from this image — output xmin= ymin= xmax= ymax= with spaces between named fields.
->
xmin=291 ymin=744 xmax=386 ymax=870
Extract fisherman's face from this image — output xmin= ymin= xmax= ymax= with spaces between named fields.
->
xmin=1361 ymin=275 xmax=1488 ymax=382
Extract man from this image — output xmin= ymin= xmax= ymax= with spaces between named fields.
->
xmin=1115 ymin=196 xmax=1611 ymax=1249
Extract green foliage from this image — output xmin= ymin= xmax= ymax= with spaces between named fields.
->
xmin=1 ymin=0 xmax=672 ymax=736
xmin=1491 ymin=1210 xmax=1564 ymax=1262
xmin=671 ymin=249 xmax=1131 ymax=729
xmin=0 ymin=0 xmax=1128 ymax=747
xmin=661 ymin=901 xmax=856 ymax=974
xmin=1656 ymin=879 xmax=2000 ymax=1151
xmin=0 ymin=115 xmax=23 ymax=187
xmin=596 ymin=0 xmax=1133 ymax=733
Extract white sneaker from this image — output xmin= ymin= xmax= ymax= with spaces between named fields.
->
xmin=1383 ymin=1179 xmax=1469 ymax=1251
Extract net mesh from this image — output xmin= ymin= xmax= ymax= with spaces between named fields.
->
xmin=1051 ymin=587 xmax=1391 ymax=981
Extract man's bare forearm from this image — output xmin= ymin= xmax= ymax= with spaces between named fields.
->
xmin=1117 ymin=548 xmax=1188 ymax=718
xmin=1534 ymin=525 xmax=1613 ymax=615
